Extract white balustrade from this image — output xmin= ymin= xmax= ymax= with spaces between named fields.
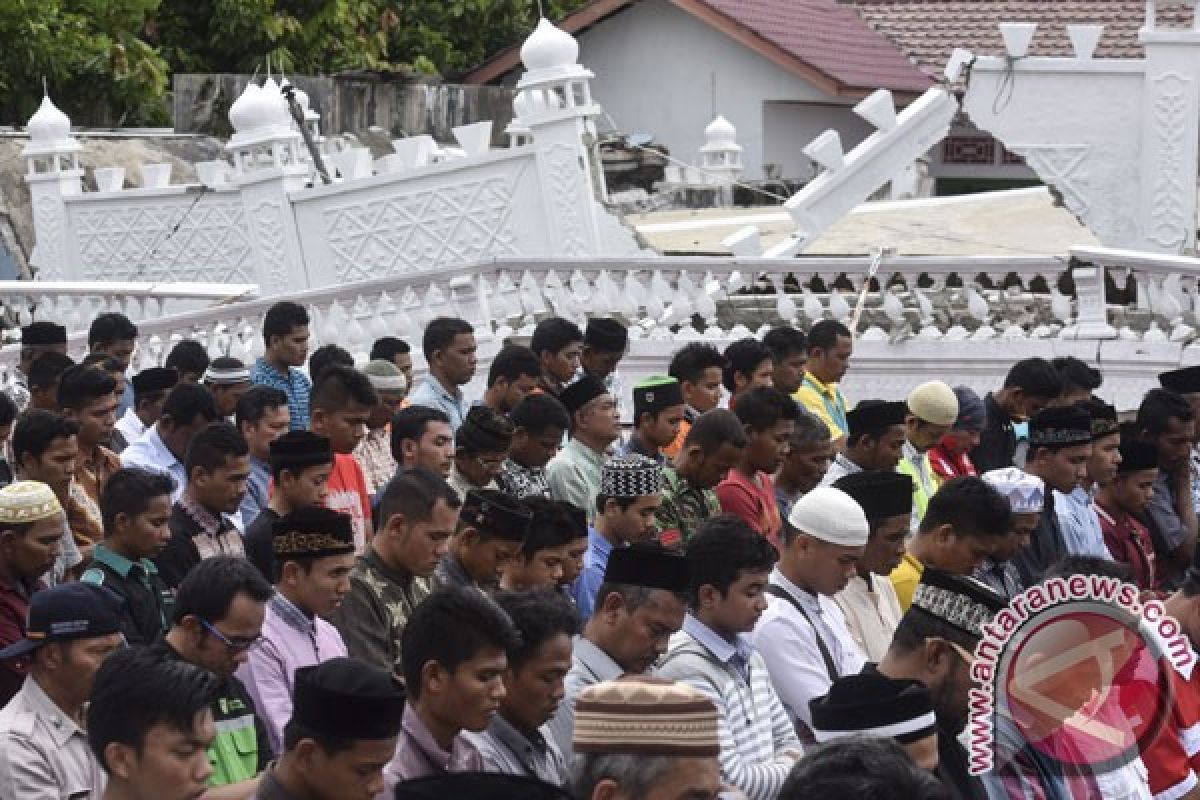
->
xmin=0 ymin=281 xmax=260 ymax=341
xmin=3 ymin=250 xmax=1198 ymax=412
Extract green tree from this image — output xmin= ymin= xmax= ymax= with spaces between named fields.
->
xmin=0 ymin=0 xmax=169 ymax=126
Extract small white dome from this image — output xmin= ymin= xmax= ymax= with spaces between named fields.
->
xmin=27 ymin=95 xmax=71 ymax=144
xmin=229 ymin=82 xmax=268 ymax=133
xmin=520 ymin=18 xmax=579 ymax=71
xmin=260 ymin=77 xmax=294 ymax=129
xmin=705 ymin=115 xmax=737 ymax=146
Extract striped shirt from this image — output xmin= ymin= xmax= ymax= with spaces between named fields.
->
xmin=251 ymin=358 xmax=311 ymax=431
xmin=660 ymin=615 xmax=801 ymax=800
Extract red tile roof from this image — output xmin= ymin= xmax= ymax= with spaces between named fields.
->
xmin=849 ymin=1 xmax=1195 ymax=77
xmin=700 ymin=0 xmax=933 ymax=92
xmin=464 ymin=0 xmax=933 ymax=96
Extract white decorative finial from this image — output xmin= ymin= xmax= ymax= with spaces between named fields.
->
xmin=520 ymin=18 xmax=579 ymax=71
xmin=704 ymin=115 xmax=737 ymax=145
xmin=26 ymin=94 xmax=72 ymax=145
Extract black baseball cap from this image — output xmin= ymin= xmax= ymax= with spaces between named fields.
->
xmin=0 ymin=583 xmax=125 ymax=659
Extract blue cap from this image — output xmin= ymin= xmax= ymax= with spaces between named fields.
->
xmin=0 ymin=583 xmax=125 ymax=659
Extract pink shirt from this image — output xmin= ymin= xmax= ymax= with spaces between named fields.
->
xmin=236 ymin=593 xmax=348 ymax=756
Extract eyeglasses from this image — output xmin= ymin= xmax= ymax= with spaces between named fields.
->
xmin=198 ymin=618 xmax=261 ymax=654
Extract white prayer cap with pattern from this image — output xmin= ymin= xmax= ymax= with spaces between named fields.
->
xmin=981 ymin=467 xmax=1045 ymax=514
xmin=0 ymin=481 xmax=62 ymax=526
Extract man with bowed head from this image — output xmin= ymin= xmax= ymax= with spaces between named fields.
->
xmin=547 ymin=376 xmax=621 ymax=521
xmin=548 ymin=544 xmax=690 ymax=763
xmin=254 ymin=658 xmax=405 ymax=800
xmin=408 ymin=317 xmax=477 ymax=433
xmin=569 ymin=677 xmax=724 ymax=800
xmin=0 ymin=583 xmax=126 ymax=800
xmin=238 ymin=506 xmax=355 ymax=756
xmin=0 ymin=481 xmax=68 ymax=707
xmin=753 ymin=486 xmax=870 ymax=740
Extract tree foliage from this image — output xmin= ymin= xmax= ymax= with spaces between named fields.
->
xmin=0 ymin=0 xmax=169 ymax=127
xmin=0 ymin=0 xmax=586 ymax=128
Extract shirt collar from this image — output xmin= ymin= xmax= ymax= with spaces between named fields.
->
xmin=402 ymin=705 xmax=454 ymax=771
xmin=254 ymin=357 xmax=295 ymax=382
xmin=489 ymin=713 xmax=550 ymax=758
xmin=179 ymin=492 xmax=225 ymax=537
xmin=803 ymin=372 xmax=838 ymax=395
xmin=21 ymin=677 xmax=85 ymax=746
xmin=269 ymin=590 xmax=315 ymax=634
xmin=422 ymin=375 xmax=461 ymax=403
xmin=573 ymin=635 xmax=625 ymax=682
xmin=147 ymin=425 xmax=181 ymax=469
xmin=565 ymin=437 xmax=607 ymax=466
xmin=835 ymin=452 xmax=863 ymax=474
xmin=682 ymin=613 xmax=753 ymax=666
xmin=93 ymin=544 xmax=157 ymax=578
xmin=363 ymin=547 xmax=415 ymax=587
xmin=770 ymin=568 xmax=824 ymax=612
xmin=587 ymin=527 xmax=613 ymax=561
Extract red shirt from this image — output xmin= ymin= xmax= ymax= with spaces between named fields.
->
xmin=325 ymin=453 xmax=371 ymax=552
xmin=928 ymin=440 xmax=977 ymax=480
xmin=1143 ymin=657 xmax=1200 ymax=798
xmin=715 ymin=469 xmax=782 ymax=553
xmin=1094 ymin=500 xmax=1158 ymax=591
xmin=0 ymin=577 xmax=39 ymax=707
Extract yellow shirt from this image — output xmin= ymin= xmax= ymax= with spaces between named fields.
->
xmin=793 ymin=373 xmax=847 ymax=439
xmin=890 ymin=551 xmax=925 ymax=612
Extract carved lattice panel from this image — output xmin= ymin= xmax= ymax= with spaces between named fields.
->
xmin=322 ymin=177 xmax=518 ymax=282
xmin=72 ymin=198 xmax=254 ymax=284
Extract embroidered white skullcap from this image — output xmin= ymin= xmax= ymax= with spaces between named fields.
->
xmin=906 ymin=381 xmax=959 ymax=427
xmin=362 ymin=359 xmax=407 ymax=392
xmin=788 ymin=486 xmax=869 ymax=547
xmin=0 ymin=481 xmax=62 ymax=525
xmin=981 ymin=467 xmax=1045 ymax=514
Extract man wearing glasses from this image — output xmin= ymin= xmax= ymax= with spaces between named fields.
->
xmin=153 ymin=555 xmax=273 ymax=793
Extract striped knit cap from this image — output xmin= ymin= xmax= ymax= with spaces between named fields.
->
xmin=573 ymin=677 xmax=719 ymax=757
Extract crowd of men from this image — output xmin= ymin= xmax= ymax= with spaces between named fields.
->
xmin=1 ymin=304 xmax=1199 ymax=800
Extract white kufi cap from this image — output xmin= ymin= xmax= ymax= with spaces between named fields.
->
xmin=788 ymin=487 xmax=870 ymax=547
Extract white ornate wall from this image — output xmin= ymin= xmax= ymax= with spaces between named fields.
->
xmin=961 ymin=10 xmax=1200 ymax=255
xmin=22 ymin=20 xmax=651 ymax=295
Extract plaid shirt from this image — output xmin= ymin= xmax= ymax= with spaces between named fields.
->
xmin=251 ymin=358 xmax=311 ymax=431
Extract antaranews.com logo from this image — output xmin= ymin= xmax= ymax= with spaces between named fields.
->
xmin=968 ymin=574 xmax=1195 ymax=777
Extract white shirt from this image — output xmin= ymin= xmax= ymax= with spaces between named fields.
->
xmin=0 ymin=676 xmax=106 ymax=800
xmin=833 ymin=574 xmax=902 ymax=664
xmin=752 ymin=569 xmax=866 ymax=731
xmin=120 ymin=425 xmax=186 ymax=502
xmin=113 ymin=408 xmax=146 ymax=451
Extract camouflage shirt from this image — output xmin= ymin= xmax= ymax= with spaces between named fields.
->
xmin=655 ymin=467 xmax=722 ymax=550
xmin=329 ymin=549 xmax=431 ymax=676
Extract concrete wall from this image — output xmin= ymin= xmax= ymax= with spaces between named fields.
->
xmin=762 ymin=101 xmax=875 ymax=182
xmin=575 ymin=0 xmax=858 ymax=180
xmin=173 ymin=74 xmax=516 ymax=147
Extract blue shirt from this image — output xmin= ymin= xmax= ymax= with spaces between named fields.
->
xmin=116 ymin=375 xmax=134 ymax=419
xmin=681 ymin=613 xmax=755 ymax=682
xmin=1054 ymin=487 xmax=1111 ymax=559
xmin=571 ymin=527 xmax=614 ymax=623
xmin=407 ymin=376 xmax=469 ymax=432
xmin=239 ymin=456 xmax=270 ymax=530
xmin=251 ymin=358 xmax=311 ymax=431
